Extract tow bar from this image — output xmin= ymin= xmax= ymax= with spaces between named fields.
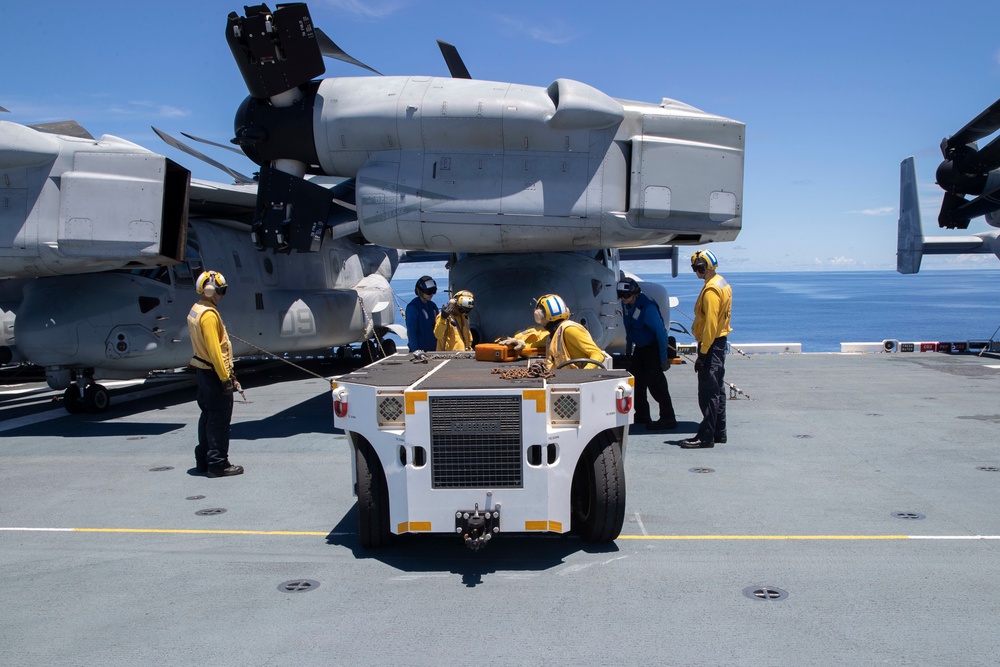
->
xmin=456 ymin=504 xmax=500 ymax=550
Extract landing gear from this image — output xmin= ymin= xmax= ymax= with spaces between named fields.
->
xmin=360 ymin=334 xmax=397 ymax=365
xmin=61 ymin=376 xmax=110 ymax=414
xmin=571 ymin=430 xmax=626 ymax=542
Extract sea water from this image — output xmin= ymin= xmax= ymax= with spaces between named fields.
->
xmin=389 ymin=269 xmax=1000 ymax=353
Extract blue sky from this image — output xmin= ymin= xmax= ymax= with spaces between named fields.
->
xmin=5 ymin=0 xmax=1000 ymax=271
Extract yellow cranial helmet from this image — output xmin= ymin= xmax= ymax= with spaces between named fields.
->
xmin=453 ymin=290 xmax=474 ymax=312
xmin=196 ymin=270 xmax=228 ymax=297
xmin=690 ymin=249 xmax=719 ymax=273
xmin=534 ymin=294 xmax=569 ymax=324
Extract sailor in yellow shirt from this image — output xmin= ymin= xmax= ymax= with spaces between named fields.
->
xmin=434 ymin=289 xmax=475 ymax=351
xmin=680 ymin=250 xmax=732 ymax=449
xmin=187 ymin=270 xmax=243 ymax=478
xmin=535 ymin=294 xmax=605 ymax=370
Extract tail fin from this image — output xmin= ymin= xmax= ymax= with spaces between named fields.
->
xmin=897 ymin=157 xmax=924 ymax=274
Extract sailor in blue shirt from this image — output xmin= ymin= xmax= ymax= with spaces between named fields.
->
xmin=405 ymin=276 xmax=440 ymax=352
xmin=619 ymin=277 xmax=677 ymax=429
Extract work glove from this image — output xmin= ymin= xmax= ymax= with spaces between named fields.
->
xmin=694 ymin=354 xmax=705 ymax=373
xmin=441 ymin=299 xmax=456 ymax=317
xmin=660 ymin=358 xmax=670 ymax=372
xmin=222 ymin=378 xmax=235 ymax=395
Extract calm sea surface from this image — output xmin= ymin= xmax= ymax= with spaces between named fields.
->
xmin=391 ymin=269 xmax=1000 ymax=353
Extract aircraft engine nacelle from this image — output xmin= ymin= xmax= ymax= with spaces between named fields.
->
xmin=234 ymin=75 xmax=744 ymax=253
xmin=0 ymin=121 xmax=189 ymax=278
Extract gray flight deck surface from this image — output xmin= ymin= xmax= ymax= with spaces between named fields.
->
xmin=2 ymin=351 xmax=1000 ymax=666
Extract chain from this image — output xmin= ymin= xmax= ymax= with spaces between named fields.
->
xmin=227 ymin=332 xmax=333 ymax=385
xmin=491 ymin=361 xmax=555 ymax=380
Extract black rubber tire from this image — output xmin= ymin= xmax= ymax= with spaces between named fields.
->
xmin=571 ymin=430 xmax=626 ymax=542
xmin=63 ymin=387 xmax=86 ymax=414
xmin=355 ymin=437 xmax=391 ymax=548
xmin=84 ymin=384 xmax=110 ymax=413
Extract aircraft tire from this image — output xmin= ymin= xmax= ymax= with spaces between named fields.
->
xmin=571 ymin=430 xmax=626 ymax=542
xmin=84 ymin=384 xmax=110 ymax=413
xmin=355 ymin=437 xmax=391 ymax=548
xmin=64 ymin=387 xmax=86 ymax=414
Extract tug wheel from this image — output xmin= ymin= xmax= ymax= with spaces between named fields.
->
xmin=571 ymin=430 xmax=626 ymax=542
xmin=355 ymin=436 xmax=391 ymax=548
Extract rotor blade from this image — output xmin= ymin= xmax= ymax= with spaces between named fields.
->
xmin=436 ymin=40 xmax=471 ymax=79
xmin=314 ymin=28 xmax=381 ymax=75
xmin=29 ymin=120 xmax=94 ymax=140
xmin=938 ymin=191 xmax=971 ymax=229
xmin=152 ymin=127 xmax=255 ymax=185
xmin=944 ymin=97 xmax=1000 ymax=154
xmin=0 ymin=105 xmax=9 ymax=113
xmin=180 ymin=132 xmax=245 ymax=156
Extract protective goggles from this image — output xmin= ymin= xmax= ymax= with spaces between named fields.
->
xmin=214 ymin=284 xmax=228 ymax=295
xmin=616 ymin=281 xmax=636 ymax=299
xmin=418 ymin=279 xmax=437 ymax=295
xmin=691 ymin=262 xmax=707 ymax=274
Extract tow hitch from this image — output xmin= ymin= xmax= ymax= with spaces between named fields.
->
xmin=456 ymin=504 xmax=500 ymax=550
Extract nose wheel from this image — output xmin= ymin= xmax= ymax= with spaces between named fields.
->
xmin=63 ymin=383 xmax=110 ymax=414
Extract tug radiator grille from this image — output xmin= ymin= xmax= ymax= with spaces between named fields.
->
xmin=430 ymin=396 xmax=522 ymax=489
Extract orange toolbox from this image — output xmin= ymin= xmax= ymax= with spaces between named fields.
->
xmin=474 ymin=343 xmax=520 ymax=362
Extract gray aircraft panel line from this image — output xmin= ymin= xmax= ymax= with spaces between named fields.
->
xmin=2 ymin=352 xmax=1000 ymax=666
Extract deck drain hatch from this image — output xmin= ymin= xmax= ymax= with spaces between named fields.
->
xmin=743 ymin=586 xmax=788 ymax=601
xmin=689 ymin=467 xmax=715 ymax=474
xmin=977 ymin=466 xmax=1000 ymax=472
xmin=794 ymin=434 xmax=813 ymax=439
xmin=866 ymin=413 xmax=883 ymax=417
xmin=891 ymin=511 xmax=925 ymax=520
xmin=128 ymin=436 xmax=147 ymax=441
xmin=186 ymin=495 xmax=206 ymax=500
xmin=195 ymin=508 xmax=227 ymax=516
xmin=149 ymin=466 xmax=174 ymax=472
xmin=278 ymin=579 xmax=320 ymax=593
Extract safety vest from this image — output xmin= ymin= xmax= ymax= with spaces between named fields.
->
xmin=187 ymin=300 xmax=232 ymax=380
xmin=547 ymin=320 xmax=602 ymax=369
xmin=692 ymin=274 xmax=733 ymax=350
xmin=434 ymin=311 xmax=472 ymax=351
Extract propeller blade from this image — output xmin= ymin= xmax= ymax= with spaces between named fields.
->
xmin=0 ymin=105 xmax=9 ymax=113
xmin=952 ymin=185 xmax=1000 ymax=222
xmin=969 ymin=132 xmax=1000 ymax=173
xmin=180 ymin=132 xmax=246 ymax=156
xmin=314 ymin=28 xmax=381 ymax=75
xmin=436 ymin=40 xmax=471 ymax=79
xmin=942 ymin=97 xmax=1000 ymax=156
xmin=152 ymin=127 xmax=255 ymax=185
xmin=938 ymin=191 xmax=971 ymax=229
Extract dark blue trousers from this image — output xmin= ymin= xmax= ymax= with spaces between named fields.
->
xmin=696 ymin=336 xmax=727 ymax=443
xmin=195 ymin=369 xmax=234 ymax=470
xmin=629 ymin=343 xmax=676 ymax=423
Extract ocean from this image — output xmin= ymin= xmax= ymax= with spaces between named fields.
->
xmin=390 ymin=269 xmax=1000 ymax=353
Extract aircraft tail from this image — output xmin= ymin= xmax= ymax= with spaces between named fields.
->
xmin=897 ymin=157 xmax=924 ymax=274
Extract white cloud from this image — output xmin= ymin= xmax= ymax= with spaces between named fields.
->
xmin=110 ymin=101 xmax=190 ymax=119
xmin=319 ymin=0 xmax=408 ymax=19
xmin=850 ymin=206 xmax=895 ymax=216
xmin=814 ymin=256 xmax=858 ymax=266
xmin=492 ymin=15 xmax=580 ymax=45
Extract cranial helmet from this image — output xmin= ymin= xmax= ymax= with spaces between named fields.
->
xmin=616 ymin=277 xmax=640 ymax=299
xmin=534 ymin=294 xmax=570 ymax=324
xmin=453 ymin=290 xmax=474 ymax=312
xmin=415 ymin=276 xmax=437 ymax=296
xmin=691 ymin=249 xmax=719 ymax=273
xmin=196 ymin=270 xmax=228 ymax=297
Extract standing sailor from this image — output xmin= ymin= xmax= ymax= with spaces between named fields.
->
xmin=434 ymin=289 xmax=475 ymax=351
xmin=618 ymin=277 xmax=677 ymax=429
xmin=188 ymin=270 xmax=244 ymax=477
xmin=405 ymin=276 xmax=439 ymax=352
xmin=681 ymin=250 xmax=732 ymax=449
